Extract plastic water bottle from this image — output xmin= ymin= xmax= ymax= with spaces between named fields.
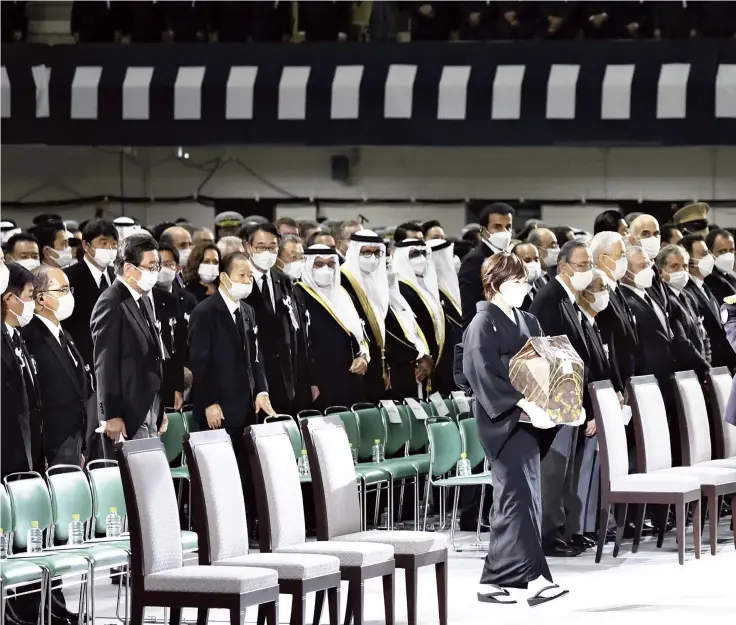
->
xmin=298 ymin=449 xmax=310 ymax=476
xmin=0 ymin=528 xmax=7 ymax=560
xmin=372 ymin=439 xmax=384 ymax=463
xmin=68 ymin=514 xmax=85 ymax=545
xmin=456 ymin=453 xmax=472 ymax=477
xmin=106 ymin=507 xmax=122 ymax=538
xmin=349 ymin=443 xmax=358 ymax=465
xmin=27 ymin=521 xmax=43 ymax=553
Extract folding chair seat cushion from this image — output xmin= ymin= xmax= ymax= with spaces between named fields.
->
xmin=433 ymin=472 xmax=493 ymax=488
xmin=698 ymin=458 xmax=736 ymax=469
xmin=144 ymin=565 xmax=278 ymax=593
xmin=405 ymin=454 xmax=430 ymax=473
xmin=66 ymin=544 xmax=130 ymax=567
xmin=333 ymin=530 xmax=447 ymax=556
xmin=610 ymin=473 xmax=701 ymax=493
xmin=658 ymin=465 xmax=736 ymax=486
xmin=275 ymin=540 xmax=394 ymax=567
xmin=367 ymin=459 xmax=417 ymax=479
xmin=213 ymin=552 xmax=339 ymax=580
xmin=12 ymin=551 xmax=89 ymax=576
xmin=354 ymin=465 xmax=390 ymax=484
xmin=1 ymin=559 xmax=45 ymax=585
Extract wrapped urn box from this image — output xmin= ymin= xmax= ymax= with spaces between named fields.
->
xmin=509 ymin=336 xmax=585 ymax=425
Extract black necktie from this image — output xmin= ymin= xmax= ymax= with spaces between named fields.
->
xmin=261 ymin=274 xmax=274 ymax=315
xmin=139 ymin=297 xmax=158 ymax=344
xmin=99 ymin=272 xmax=109 ymax=293
xmin=234 ymin=308 xmax=248 ymax=350
xmin=702 ymin=285 xmax=720 ymax=319
xmin=10 ymin=330 xmax=21 ymax=352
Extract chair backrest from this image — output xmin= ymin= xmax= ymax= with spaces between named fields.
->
xmin=708 ymin=367 xmax=736 ymax=458
xmin=184 ymin=430 xmax=249 ymax=564
xmin=301 ymin=417 xmax=361 ymax=540
xmin=426 ymin=418 xmax=462 ymax=478
xmin=590 ymin=381 xmax=630 ymax=490
xmin=246 ymin=423 xmax=307 ymax=551
xmin=4 ymin=473 xmax=52 ymax=550
xmin=264 ymin=414 xmax=302 ymax=460
xmin=674 ymin=371 xmax=713 ymax=465
xmin=381 ymin=402 xmax=412 ymax=457
xmin=0 ymin=486 xmax=12 ymax=541
xmin=46 ymin=466 xmax=93 ymax=542
xmin=331 ymin=409 xmax=361 ymax=451
xmin=352 ymin=404 xmax=385 ymax=461
xmin=160 ymin=411 xmax=187 ymax=464
xmin=405 ymin=401 xmax=429 ymax=452
xmin=116 ymin=439 xmax=183 ymax=578
xmin=182 ymin=409 xmax=199 ymax=434
xmin=459 ymin=418 xmax=485 ymax=470
xmin=628 ymin=376 xmax=673 ymax=472
xmin=297 ymin=409 xmax=323 ymax=420
xmin=86 ymin=460 xmax=127 ymax=536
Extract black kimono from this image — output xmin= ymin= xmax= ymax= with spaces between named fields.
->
xmin=435 ymin=289 xmax=462 ymax=394
xmin=385 ymin=308 xmax=425 ymax=401
xmin=462 ymin=301 xmax=554 ymax=589
xmin=296 ymin=283 xmax=366 ymax=410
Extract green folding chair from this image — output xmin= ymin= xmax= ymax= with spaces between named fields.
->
xmin=160 ymin=411 xmax=192 ymax=529
xmin=182 ymin=408 xmax=199 ymax=434
xmin=458 ymin=418 xmax=493 ymax=546
xmin=264 ymin=414 xmax=302 ymax=460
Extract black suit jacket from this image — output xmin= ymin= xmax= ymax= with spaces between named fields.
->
xmin=705 ymin=269 xmax=736 ymax=307
xmin=63 ymin=260 xmax=113 ymax=373
xmin=458 ymin=242 xmax=494 ymax=328
xmin=91 ymin=280 xmax=163 ymax=436
xmin=664 ymin=286 xmax=711 ymax=374
xmin=685 ymin=279 xmax=736 ymax=369
xmin=520 ymin=276 xmax=547 ymax=312
xmin=596 ymin=286 xmax=639 ymax=383
xmin=188 ymin=291 xmax=268 ymax=429
xmin=21 ymin=316 xmax=89 ymax=460
xmin=151 ymin=287 xmax=187 ymax=408
xmin=582 ymin=315 xmax=618 ymax=418
xmin=1 ymin=325 xmax=40 ymax=477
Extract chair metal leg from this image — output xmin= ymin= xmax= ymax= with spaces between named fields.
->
xmin=405 ymin=566 xmax=418 ymax=625
xmin=312 ymin=590 xmax=325 ymax=625
xmin=422 ymin=479 xmax=431 ymax=531
xmin=676 ymin=500 xmax=686 ymax=565
xmin=435 ymin=558 xmax=448 ymax=625
xmin=449 ymin=487 xmax=460 ymax=550
xmin=632 ymin=504 xmax=646 ymax=554
xmin=398 ymin=479 xmax=406 ymax=523
xmin=692 ymin=498 xmax=702 ymax=560
xmin=382 ymin=573 xmax=394 ymax=625
xmin=169 ymin=607 xmax=182 ymax=625
xmin=613 ymin=503 xmax=628 ymax=558
xmin=327 ymin=586 xmax=340 ymax=625
xmin=475 ymin=484 xmax=487 ymax=543
xmin=374 ymin=484 xmax=382 ymax=527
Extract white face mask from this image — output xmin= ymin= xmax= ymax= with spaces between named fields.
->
xmin=568 ymin=269 xmax=593 ymax=291
xmin=198 ymin=263 xmax=219 ymax=284
xmin=283 ymin=260 xmax=304 ymax=281
xmin=92 ymin=247 xmax=116 ymax=267
xmin=498 ymin=281 xmax=529 ymax=309
xmin=226 ymin=278 xmax=253 ymax=300
xmin=488 ymin=230 xmax=512 ymax=251
xmin=715 ymin=252 xmax=735 ymax=273
xmin=358 ymin=255 xmax=380 ymax=274
xmin=544 ymin=247 xmax=560 ymax=267
xmin=525 ymin=261 xmax=542 ymax=283
xmin=611 ymin=257 xmax=628 ymax=281
xmin=313 ymin=266 xmax=335 ymax=288
xmin=177 ymin=248 xmax=191 ymax=268
xmin=50 ymin=246 xmax=73 ymax=268
xmin=588 ymin=290 xmax=610 ymax=313
xmin=134 ymin=267 xmax=159 ymax=292
xmin=639 ymin=236 xmax=661 ymax=259
xmin=157 ymin=267 xmax=177 ymax=288
xmin=0 ymin=263 xmax=8 ymax=294
xmin=11 ymin=295 xmax=35 ymax=327
xmin=16 ymin=258 xmax=40 ymax=272
xmin=45 ymin=292 xmax=75 ymax=321
xmin=410 ymin=256 xmax=428 ymax=276
xmin=667 ymin=270 xmax=690 ymax=290
xmin=697 ymin=253 xmax=715 ymax=277
xmin=633 ymin=266 xmax=654 ymax=289
xmin=251 ymin=250 xmax=277 ymax=271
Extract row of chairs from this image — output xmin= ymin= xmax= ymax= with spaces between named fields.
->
xmin=0 ymin=460 xmax=199 ymax=625
xmin=116 ymin=416 xmax=450 ymax=625
xmin=592 ymin=368 xmax=736 ymax=564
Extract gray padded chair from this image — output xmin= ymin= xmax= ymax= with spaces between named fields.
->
xmin=115 ymin=438 xmax=280 ymax=625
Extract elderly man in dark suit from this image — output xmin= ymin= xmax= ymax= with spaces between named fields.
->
xmin=511 ymin=241 xmax=547 ymax=312
xmin=459 ymin=202 xmax=515 ymax=328
xmin=705 ymin=228 xmax=736 ymax=304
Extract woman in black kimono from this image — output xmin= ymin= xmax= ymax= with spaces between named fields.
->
xmin=462 ymin=252 xmax=569 ymax=607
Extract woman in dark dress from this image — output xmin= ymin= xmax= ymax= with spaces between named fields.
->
xmin=462 ymin=253 xmax=568 ymax=606
xmin=183 ymin=242 xmax=220 ymax=304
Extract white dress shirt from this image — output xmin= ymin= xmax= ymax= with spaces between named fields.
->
xmin=116 ymin=276 xmax=142 ymax=302
xmin=621 ymin=284 xmax=671 ymax=337
xmin=251 ymin=266 xmax=275 ymax=311
xmin=35 ymin=314 xmax=78 ymax=367
xmin=601 ymin=271 xmax=618 ymax=292
xmin=84 ymin=256 xmax=110 ymax=289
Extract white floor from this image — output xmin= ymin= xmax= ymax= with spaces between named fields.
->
xmin=68 ymin=519 xmax=736 ymax=625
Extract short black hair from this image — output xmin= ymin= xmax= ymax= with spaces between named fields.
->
xmin=479 ymin=203 xmax=515 ymax=229
xmin=4 ymin=262 xmax=34 ymax=299
xmin=679 ymin=233 xmax=705 ymax=257
xmin=5 ymin=233 xmax=39 ymax=254
xmin=242 ymin=223 xmax=280 ymax=245
xmin=114 ymin=232 xmax=158 ymax=275
xmin=151 ymin=222 xmax=176 ymax=242
xmin=706 ymin=228 xmax=733 ymax=252
xmin=593 ymin=209 xmax=625 ymax=235
xmin=82 ymin=218 xmax=118 ymax=244
xmin=394 ymin=222 xmax=423 ymax=243
xmin=660 ymin=223 xmax=681 ymax=244
xmin=32 ymin=214 xmax=63 ymax=226
xmin=551 ymin=226 xmax=575 ymax=247
xmin=421 ymin=220 xmax=442 ymax=235
xmin=33 ymin=221 xmax=66 ymax=251
xmin=558 ymin=240 xmax=588 ymax=266
xmin=220 ymin=251 xmax=249 ymax=276
xmin=158 ymin=242 xmax=179 ymax=265
xmin=275 ymin=217 xmax=298 ymax=229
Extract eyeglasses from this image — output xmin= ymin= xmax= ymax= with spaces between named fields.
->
xmin=45 ymin=286 xmax=74 ymax=296
xmin=360 ymin=250 xmax=383 ymax=259
xmin=252 ymin=245 xmax=279 ymax=254
xmin=137 ymin=264 xmax=161 ymax=273
xmin=568 ymin=262 xmax=593 ymax=271
xmin=162 ymin=262 xmax=178 ymax=270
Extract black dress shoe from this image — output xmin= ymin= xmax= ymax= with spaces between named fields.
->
xmin=543 ymin=544 xmax=580 ymax=557
xmin=569 ymin=535 xmax=591 ymax=550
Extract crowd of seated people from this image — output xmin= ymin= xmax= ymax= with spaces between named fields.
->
xmin=3 ymin=1 xmax=735 ymax=44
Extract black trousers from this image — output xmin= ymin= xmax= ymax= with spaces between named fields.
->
xmin=480 ymin=424 xmax=552 ymax=589
xmin=227 ymin=426 xmax=257 ymax=537
xmin=263 ymin=355 xmax=293 ymax=416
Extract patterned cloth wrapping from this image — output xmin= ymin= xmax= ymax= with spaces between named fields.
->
xmin=509 ymin=336 xmax=584 ymax=424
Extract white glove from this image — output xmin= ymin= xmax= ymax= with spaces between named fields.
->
xmin=570 ymin=407 xmax=587 ymax=427
xmin=517 ymin=399 xmax=556 ymax=430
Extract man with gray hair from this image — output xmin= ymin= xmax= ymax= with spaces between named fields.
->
xmin=530 ymin=240 xmax=592 ymax=557
xmin=655 ymin=244 xmax=710 ymax=373
xmin=217 ymin=235 xmax=245 ymax=258
xmin=336 ymin=219 xmax=362 ymax=257
xmin=528 ymin=227 xmax=561 ymax=280
xmin=590 ymin=231 xmax=639 ymax=384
